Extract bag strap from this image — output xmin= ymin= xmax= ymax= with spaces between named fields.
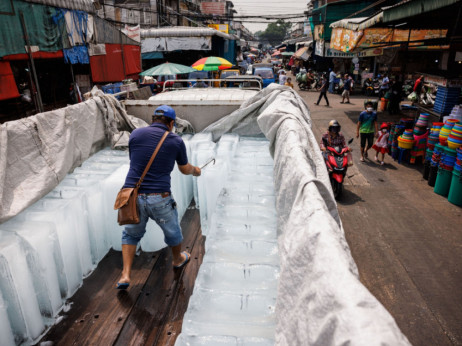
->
xmin=135 ymin=131 xmax=169 ymax=188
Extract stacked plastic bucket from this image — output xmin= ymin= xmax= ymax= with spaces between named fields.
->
xmin=439 ymin=119 xmax=458 ymax=145
xmin=413 ymin=113 xmax=429 ymax=136
xmin=427 ymin=122 xmax=443 ymax=150
xmin=447 ymin=148 xmax=462 ymax=206
xmin=447 ymin=122 xmax=462 ymax=150
xmin=428 ymin=144 xmax=445 ymax=187
xmin=398 ymin=129 xmax=414 ymax=149
xmin=434 ymin=147 xmax=457 ymax=197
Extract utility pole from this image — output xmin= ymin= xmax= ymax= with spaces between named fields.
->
xmin=19 ymin=11 xmax=44 ymax=113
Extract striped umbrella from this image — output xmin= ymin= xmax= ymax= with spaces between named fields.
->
xmin=192 ymin=56 xmax=233 ymax=71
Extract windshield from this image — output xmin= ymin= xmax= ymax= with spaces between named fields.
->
xmin=254 ymin=69 xmax=274 ymax=79
xmin=188 ymin=71 xmax=210 ymax=79
xmin=221 ymin=71 xmax=239 ymax=78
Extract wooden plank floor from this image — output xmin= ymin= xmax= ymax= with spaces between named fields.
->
xmin=40 ymin=204 xmax=204 ymax=346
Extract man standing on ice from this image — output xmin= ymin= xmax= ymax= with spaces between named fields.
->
xmin=116 ymin=105 xmax=201 ymax=290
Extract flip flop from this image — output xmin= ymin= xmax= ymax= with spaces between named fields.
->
xmin=116 ymin=282 xmax=130 ymax=290
xmin=174 ymin=251 xmax=190 ymax=269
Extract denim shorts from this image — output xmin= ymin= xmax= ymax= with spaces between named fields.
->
xmin=122 ymin=194 xmax=183 ymax=247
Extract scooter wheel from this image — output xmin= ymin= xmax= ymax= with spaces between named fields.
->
xmin=331 ymin=179 xmax=343 ymax=199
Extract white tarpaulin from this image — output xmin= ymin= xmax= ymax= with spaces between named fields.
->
xmin=0 ymin=92 xmax=147 ymax=223
xmin=204 ymin=84 xmax=411 ymax=345
xmin=142 ymin=37 xmax=212 ymax=52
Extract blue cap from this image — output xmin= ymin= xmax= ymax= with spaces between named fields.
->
xmin=154 ymin=105 xmax=176 ymax=121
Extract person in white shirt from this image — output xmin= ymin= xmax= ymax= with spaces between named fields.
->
xmin=279 ymin=70 xmax=288 ymax=85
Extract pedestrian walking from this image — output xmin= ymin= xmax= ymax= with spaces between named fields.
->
xmin=372 ymin=122 xmax=390 ymax=165
xmin=116 ymin=105 xmax=202 ymax=290
xmin=328 ymin=69 xmax=336 ymax=93
xmin=315 ymin=76 xmax=329 ymax=106
xmin=279 ymin=70 xmax=287 ymax=85
xmin=356 ymin=101 xmax=378 ymax=162
xmin=340 ymin=74 xmax=352 ymax=103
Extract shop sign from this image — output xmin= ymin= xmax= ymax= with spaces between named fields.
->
xmin=208 ymin=24 xmax=229 ymax=34
xmin=324 ymin=43 xmax=355 ymax=58
xmin=304 ymin=20 xmax=313 ymax=39
xmin=358 ymin=48 xmax=383 ymax=57
xmin=200 ymin=2 xmax=225 ymax=15
xmin=315 ymin=40 xmax=324 ymax=57
xmin=422 ymin=74 xmax=447 ymax=87
xmin=314 ymin=25 xmax=324 ymax=40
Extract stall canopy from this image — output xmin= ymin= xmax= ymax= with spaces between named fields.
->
xmin=0 ymin=61 xmax=20 ymax=101
xmin=293 ymin=46 xmax=310 ymax=61
xmin=329 ymin=0 xmax=461 ymax=32
xmin=330 ymin=27 xmax=448 ymax=52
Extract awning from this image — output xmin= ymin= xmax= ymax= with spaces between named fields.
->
xmin=330 ymin=27 xmax=448 ymax=52
xmin=1 ymin=51 xmax=64 ymax=60
xmin=330 ymin=0 xmax=460 ymax=30
xmin=330 ymin=16 xmax=381 ymax=31
xmin=141 ymin=52 xmax=164 ymax=60
xmin=0 ymin=61 xmax=20 ymax=101
xmin=382 ymin=0 xmax=461 ymax=23
xmin=293 ymin=46 xmax=310 ymax=61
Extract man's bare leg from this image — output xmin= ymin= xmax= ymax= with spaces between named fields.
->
xmin=118 ymin=244 xmax=137 ymax=285
xmin=171 ymin=243 xmax=190 ymax=267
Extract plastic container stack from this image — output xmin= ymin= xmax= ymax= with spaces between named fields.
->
xmin=447 ymin=122 xmax=462 ymax=150
xmin=448 ymin=148 xmax=462 ymax=206
xmin=439 ymin=119 xmax=458 ymax=146
xmin=434 ymin=147 xmax=457 ymax=197
xmin=434 ymin=87 xmax=461 ymax=116
xmin=428 ymin=144 xmax=445 ymax=187
xmin=413 ymin=113 xmax=429 ymax=136
xmin=398 ymin=129 xmax=414 ymax=149
xmin=427 ymin=122 xmax=444 ymax=150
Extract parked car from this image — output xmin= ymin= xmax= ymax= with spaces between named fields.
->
xmin=220 ymin=69 xmax=240 ymax=79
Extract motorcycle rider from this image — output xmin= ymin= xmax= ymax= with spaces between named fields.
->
xmin=320 ymin=120 xmax=347 ymax=160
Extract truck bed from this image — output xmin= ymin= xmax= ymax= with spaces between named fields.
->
xmin=40 ymin=204 xmax=203 ymax=346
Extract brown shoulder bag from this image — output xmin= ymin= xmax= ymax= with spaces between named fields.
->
xmin=114 ymin=131 xmax=169 ymax=225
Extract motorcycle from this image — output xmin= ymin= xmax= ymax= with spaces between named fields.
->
xmin=322 ymin=138 xmax=354 ymax=199
xmin=372 ymin=78 xmax=381 ymax=96
xmin=363 ymin=78 xmax=373 ymax=96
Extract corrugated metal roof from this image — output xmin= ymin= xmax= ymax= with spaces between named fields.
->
xmin=141 ymin=26 xmax=237 ymax=41
xmin=23 ymin=0 xmax=96 ymax=13
xmin=382 ymin=0 xmax=461 ymax=23
xmin=93 ymin=16 xmax=139 ymax=45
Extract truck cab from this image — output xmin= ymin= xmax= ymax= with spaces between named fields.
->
xmin=253 ymin=65 xmax=275 ymax=88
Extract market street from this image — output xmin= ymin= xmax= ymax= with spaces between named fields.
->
xmin=297 ymin=87 xmax=462 ymax=346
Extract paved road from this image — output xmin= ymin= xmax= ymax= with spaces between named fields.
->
xmin=294 ymin=85 xmax=462 ymax=346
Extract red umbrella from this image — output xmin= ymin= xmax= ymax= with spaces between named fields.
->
xmin=271 ymin=51 xmax=281 ymax=57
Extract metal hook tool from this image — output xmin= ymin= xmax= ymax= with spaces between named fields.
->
xmin=200 ymin=158 xmax=216 ymax=169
